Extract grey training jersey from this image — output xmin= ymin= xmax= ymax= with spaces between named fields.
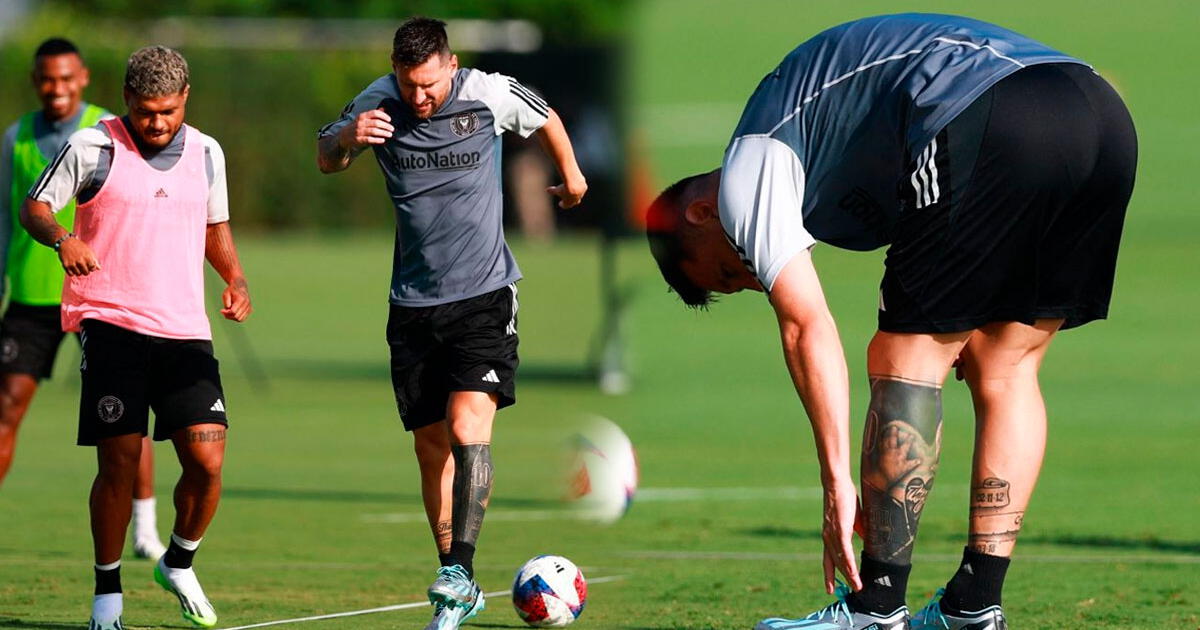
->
xmin=320 ymin=68 xmax=549 ymax=306
xmin=719 ymin=13 xmax=1086 ymax=291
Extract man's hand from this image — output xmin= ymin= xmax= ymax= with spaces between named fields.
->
xmin=822 ymin=476 xmax=863 ymax=594
xmin=339 ymin=108 xmax=393 ymax=150
xmin=220 ymin=279 xmax=251 ymax=322
xmin=546 ymin=176 xmax=587 ymax=209
xmin=58 ymin=237 xmax=100 ymax=276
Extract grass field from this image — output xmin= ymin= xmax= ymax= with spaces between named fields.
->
xmin=2 ymin=1 xmax=1200 ymax=629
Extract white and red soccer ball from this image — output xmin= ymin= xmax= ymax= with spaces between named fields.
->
xmin=511 ymin=555 xmax=587 ymax=627
xmin=566 ymin=416 xmax=638 ymax=524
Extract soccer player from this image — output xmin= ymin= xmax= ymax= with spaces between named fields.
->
xmin=645 ymin=14 xmax=1135 ymax=630
xmin=0 ymin=38 xmax=168 ymax=560
xmin=317 ymin=17 xmax=586 ymax=630
xmin=20 ymin=45 xmax=251 ymax=629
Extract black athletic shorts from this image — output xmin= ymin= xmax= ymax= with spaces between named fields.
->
xmin=0 ymin=302 xmax=72 ymax=380
xmin=879 ymin=63 xmax=1137 ymax=333
xmin=387 ymin=285 xmax=519 ymax=432
xmin=77 ymin=319 xmax=228 ymax=446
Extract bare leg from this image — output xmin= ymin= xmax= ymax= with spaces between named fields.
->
xmin=91 ymin=434 xmax=144 ymax=564
xmin=445 ymin=391 xmax=497 ymax=577
xmin=414 ymin=420 xmax=454 ymax=556
xmin=0 ymin=373 xmax=40 ymax=486
xmin=851 ymin=330 xmax=969 ymax=613
xmin=170 ymin=423 xmax=225 ymax=540
xmin=134 ymin=436 xmax=155 ymax=499
xmin=960 ymin=319 xmax=1061 ymax=557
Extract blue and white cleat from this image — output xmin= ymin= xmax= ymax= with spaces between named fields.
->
xmin=912 ymin=588 xmax=1007 ymax=630
xmin=423 ymin=588 xmax=486 ymax=629
xmin=754 ymin=583 xmax=908 ymax=630
xmin=428 ymin=564 xmax=479 ymax=609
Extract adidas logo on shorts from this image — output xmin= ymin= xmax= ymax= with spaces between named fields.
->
xmin=481 ymin=369 xmax=500 ymax=383
xmin=210 ymin=399 xmax=225 ymax=412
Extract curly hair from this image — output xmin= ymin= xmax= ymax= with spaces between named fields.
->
xmin=124 ymin=46 xmax=189 ymax=98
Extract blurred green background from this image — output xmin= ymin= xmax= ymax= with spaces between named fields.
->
xmin=1 ymin=1 xmax=1197 ymax=629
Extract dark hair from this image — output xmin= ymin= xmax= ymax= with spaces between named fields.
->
xmin=645 ymin=173 xmax=717 ymax=309
xmin=34 ymin=38 xmax=80 ymax=60
xmin=392 ymin=16 xmax=450 ymax=66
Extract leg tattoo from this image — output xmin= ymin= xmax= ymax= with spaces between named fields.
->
xmin=433 ymin=520 xmax=452 ymax=555
xmin=861 ymin=376 xmax=943 ymax=563
xmin=450 ymin=443 xmax=493 ymax=547
xmin=969 ymin=477 xmax=1024 ymax=555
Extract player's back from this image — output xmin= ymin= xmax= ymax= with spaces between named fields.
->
xmin=728 ymin=13 xmax=1084 ymax=250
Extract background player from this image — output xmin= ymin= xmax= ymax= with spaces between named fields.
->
xmin=21 ymin=45 xmax=251 ymax=629
xmin=317 ymin=16 xmax=586 ymax=630
xmin=0 ymin=37 xmax=167 ymax=560
xmin=645 ymin=14 xmax=1135 ymax=630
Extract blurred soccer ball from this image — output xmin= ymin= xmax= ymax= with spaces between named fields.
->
xmin=512 ymin=555 xmax=587 ymax=627
xmin=566 ymin=416 xmax=638 ymax=524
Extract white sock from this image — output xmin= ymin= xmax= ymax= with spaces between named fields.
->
xmin=132 ymin=497 xmax=158 ymax=540
xmin=92 ymin=592 xmax=122 ymax=622
xmin=170 ymin=533 xmax=201 ymax=551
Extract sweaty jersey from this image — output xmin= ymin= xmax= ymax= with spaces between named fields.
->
xmin=719 ymin=13 xmax=1087 ymax=291
xmin=319 ymin=68 xmax=549 ymax=307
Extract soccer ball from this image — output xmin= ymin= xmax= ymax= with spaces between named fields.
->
xmin=566 ymin=416 xmax=638 ymax=524
xmin=512 ymin=555 xmax=587 ymax=627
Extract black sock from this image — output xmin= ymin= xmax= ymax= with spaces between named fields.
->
xmin=940 ymin=547 xmax=1011 ymax=614
xmin=94 ymin=564 xmax=121 ymax=595
xmin=446 ymin=541 xmax=476 ymax=578
xmin=438 ymin=552 xmax=453 ymax=567
xmin=163 ymin=538 xmax=197 ymax=570
xmin=846 ymin=553 xmax=911 ymax=615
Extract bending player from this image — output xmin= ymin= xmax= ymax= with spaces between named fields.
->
xmin=0 ymin=37 xmax=167 ymax=559
xmin=21 ymin=46 xmax=251 ymax=629
xmin=317 ymin=17 xmax=586 ymax=630
xmin=645 ymin=14 xmax=1135 ymax=630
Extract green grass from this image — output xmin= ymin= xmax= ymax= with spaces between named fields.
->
xmin=2 ymin=2 xmax=1200 ymax=629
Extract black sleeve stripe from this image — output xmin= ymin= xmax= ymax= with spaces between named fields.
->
xmin=508 ymin=86 xmax=549 ymax=118
xmin=30 ymin=142 xmax=71 ymax=200
xmin=508 ymin=78 xmax=548 ymax=109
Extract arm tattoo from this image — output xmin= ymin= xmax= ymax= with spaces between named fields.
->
xmin=860 ymin=376 xmax=943 ymax=563
xmin=21 ymin=203 xmax=67 ymax=247
xmin=450 ymin=443 xmax=493 ymax=547
xmin=317 ymin=134 xmax=353 ymax=173
xmin=187 ymin=429 xmax=226 ymax=443
xmin=205 ymin=222 xmax=247 ymax=286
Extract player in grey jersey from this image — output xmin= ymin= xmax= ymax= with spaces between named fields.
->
xmin=316 ymin=17 xmax=586 ymax=630
xmin=647 ymin=14 xmax=1135 ymax=630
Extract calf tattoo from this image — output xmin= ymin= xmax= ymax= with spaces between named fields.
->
xmin=451 ymin=443 xmax=493 ymax=547
xmin=861 ymin=376 xmax=943 ymax=563
xmin=970 ymin=476 xmax=1024 ymax=554
xmin=434 ymin=520 xmax=452 ymax=554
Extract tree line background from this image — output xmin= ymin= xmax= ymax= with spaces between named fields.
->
xmin=0 ymin=0 xmax=628 ymax=231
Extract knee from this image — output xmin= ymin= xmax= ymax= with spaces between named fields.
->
xmin=0 ymin=387 xmax=30 ymax=429
xmin=182 ymin=454 xmax=223 ymax=483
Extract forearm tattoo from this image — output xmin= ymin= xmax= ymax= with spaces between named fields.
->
xmin=317 ymin=134 xmax=353 ymax=172
xmin=450 ymin=443 xmax=493 ymax=547
xmin=204 ymin=223 xmax=246 ymax=286
xmin=969 ymin=477 xmax=1024 ymax=554
xmin=433 ymin=519 xmax=452 ymax=555
xmin=860 ymin=376 xmax=943 ymax=563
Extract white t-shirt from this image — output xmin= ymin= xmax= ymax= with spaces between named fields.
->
xmin=719 ymin=135 xmax=814 ymax=292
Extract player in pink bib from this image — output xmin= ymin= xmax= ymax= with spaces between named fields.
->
xmin=21 ymin=46 xmax=250 ymax=630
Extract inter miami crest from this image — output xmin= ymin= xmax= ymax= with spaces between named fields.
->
xmin=98 ymin=396 xmax=124 ymax=423
xmin=451 ymin=111 xmax=479 ymax=137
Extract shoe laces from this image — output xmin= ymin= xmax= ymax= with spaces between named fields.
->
xmin=917 ymin=588 xmax=950 ymax=629
xmin=805 ymin=581 xmax=854 ymax=623
xmin=436 ymin=564 xmax=470 ymax=582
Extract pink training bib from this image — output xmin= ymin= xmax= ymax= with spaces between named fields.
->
xmin=62 ymin=118 xmax=212 ymax=340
